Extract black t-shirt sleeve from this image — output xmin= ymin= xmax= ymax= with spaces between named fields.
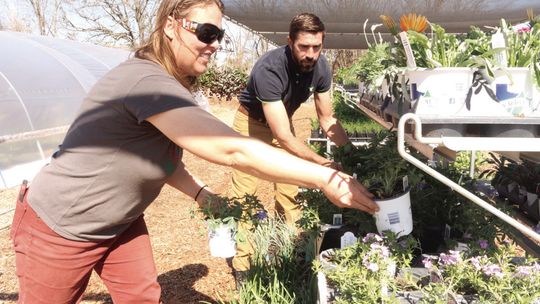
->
xmin=124 ymin=75 xmax=197 ymax=124
xmin=316 ymin=56 xmax=332 ymax=93
xmin=252 ymin=64 xmax=286 ymax=102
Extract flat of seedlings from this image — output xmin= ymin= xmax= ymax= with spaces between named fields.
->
xmin=0 ymin=97 xmax=317 ymax=304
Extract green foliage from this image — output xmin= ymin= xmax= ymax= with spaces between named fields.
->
xmin=319 ymin=232 xmax=419 ymax=303
xmin=197 ymin=194 xmax=264 ymax=231
xmin=420 ymin=243 xmax=540 ymax=302
xmin=405 ymin=23 xmax=476 ymax=68
xmin=334 ymin=61 xmax=362 ymax=87
xmin=333 ymin=130 xmax=422 ymax=199
xmin=450 ymin=151 xmax=487 ymax=178
xmin=197 ymin=64 xmax=248 ymax=100
xmin=226 ymin=217 xmax=317 ymax=304
xmin=356 ymin=43 xmax=390 ymax=87
xmin=332 ymin=90 xmax=383 ymax=136
xmin=296 ymin=188 xmax=376 ymax=234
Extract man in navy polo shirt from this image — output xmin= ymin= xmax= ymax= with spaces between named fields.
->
xmin=230 ymin=13 xmax=352 ymax=274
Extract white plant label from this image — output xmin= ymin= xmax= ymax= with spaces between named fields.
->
xmin=402 ymin=175 xmax=409 ymax=191
xmin=340 ymin=232 xmax=357 ymax=249
xmin=399 ymin=31 xmax=417 ymax=69
xmin=491 ymin=32 xmax=508 ymax=67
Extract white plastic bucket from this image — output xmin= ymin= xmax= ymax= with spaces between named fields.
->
xmin=373 ymin=190 xmax=413 ymax=237
xmin=208 ymin=223 xmax=236 ymax=258
xmin=489 ymin=67 xmax=540 ymax=116
xmin=406 ymin=68 xmax=474 ymax=117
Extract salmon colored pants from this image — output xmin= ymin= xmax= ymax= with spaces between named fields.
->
xmin=231 ymin=109 xmax=301 ymax=271
xmin=10 ymin=183 xmax=161 ymax=303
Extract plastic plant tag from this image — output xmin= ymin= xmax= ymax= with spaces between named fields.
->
xmin=340 ymin=232 xmax=357 ymax=249
xmin=333 ymin=213 xmax=343 ymax=226
xmin=444 ymin=224 xmax=452 ymax=240
xmin=208 ymin=223 xmax=236 ymax=258
xmin=402 ymin=175 xmax=409 ymax=191
xmin=491 ymin=32 xmax=508 ymax=67
xmin=453 ymin=242 xmax=470 ymax=253
xmin=399 ymin=31 xmax=416 ymax=69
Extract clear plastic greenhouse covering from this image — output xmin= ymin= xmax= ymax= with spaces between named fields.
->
xmin=223 ymin=0 xmax=540 ymax=49
xmin=0 ymin=31 xmax=130 ymax=189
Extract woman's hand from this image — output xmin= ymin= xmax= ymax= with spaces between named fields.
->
xmin=321 ymin=171 xmax=378 ymax=214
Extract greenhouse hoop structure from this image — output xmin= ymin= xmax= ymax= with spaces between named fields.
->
xmin=0 ymin=31 xmax=130 ymax=189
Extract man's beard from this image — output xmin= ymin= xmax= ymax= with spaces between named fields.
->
xmin=298 ymin=58 xmax=316 ymax=73
xmin=292 ymin=49 xmax=317 ymax=73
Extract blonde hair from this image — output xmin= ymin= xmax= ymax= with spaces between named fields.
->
xmin=134 ymin=0 xmax=224 ymax=90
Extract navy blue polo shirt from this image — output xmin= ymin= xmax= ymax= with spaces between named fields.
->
xmin=238 ymin=45 xmax=332 ymax=123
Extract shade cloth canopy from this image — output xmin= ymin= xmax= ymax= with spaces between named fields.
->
xmin=223 ymin=0 xmax=540 ymax=49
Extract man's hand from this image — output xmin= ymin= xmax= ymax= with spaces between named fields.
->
xmin=321 ymin=170 xmax=378 ymax=214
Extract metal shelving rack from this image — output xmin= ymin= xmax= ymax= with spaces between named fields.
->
xmin=397 ymin=113 xmax=540 ymax=245
xmin=335 ymin=85 xmax=540 ymax=255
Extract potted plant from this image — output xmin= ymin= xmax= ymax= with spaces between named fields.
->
xmin=315 ymin=231 xmax=419 ymax=304
xmin=317 ymin=231 xmax=540 ymax=303
xmin=197 ymin=194 xmax=264 ymax=258
xmin=310 ymin=118 xmax=322 ymax=138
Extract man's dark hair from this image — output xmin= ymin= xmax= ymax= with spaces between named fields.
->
xmin=289 ymin=13 xmax=325 ymax=41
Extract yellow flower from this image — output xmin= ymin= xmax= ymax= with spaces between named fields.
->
xmin=399 ymin=13 xmax=428 ymax=33
xmin=380 ymin=15 xmax=399 ymax=36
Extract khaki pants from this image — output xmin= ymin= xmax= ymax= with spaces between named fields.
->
xmin=231 ymin=109 xmax=301 ymax=271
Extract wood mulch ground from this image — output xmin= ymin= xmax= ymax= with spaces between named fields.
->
xmin=0 ymin=97 xmax=317 ymax=304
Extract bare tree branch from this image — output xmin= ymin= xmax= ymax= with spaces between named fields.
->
xmin=66 ymin=0 xmax=157 ymax=49
xmin=25 ymin=0 xmax=67 ymax=36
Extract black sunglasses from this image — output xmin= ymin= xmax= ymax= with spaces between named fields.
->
xmin=177 ymin=18 xmax=225 ymax=44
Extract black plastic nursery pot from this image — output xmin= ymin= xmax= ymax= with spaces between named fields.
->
xmin=416 ymin=224 xmax=445 ymax=254
xmin=317 ymin=225 xmax=360 ymax=254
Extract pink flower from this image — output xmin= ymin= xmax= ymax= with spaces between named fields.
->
xmin=366 ymin=262 xmax=379 ymax=272
xmin=422 ymin=255 xmax=434 ymax=268
xmin=363 ymin=233 xmax=383 ymax=243
xmin=370 ymin=243 xmax=390 ymax=258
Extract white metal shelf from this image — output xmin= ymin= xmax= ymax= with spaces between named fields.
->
xmin=397 ymin=113 xmax=540 ymax=244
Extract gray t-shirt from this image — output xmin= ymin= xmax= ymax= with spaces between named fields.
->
xmin=28 ymin=57 xmax=198 ymax=241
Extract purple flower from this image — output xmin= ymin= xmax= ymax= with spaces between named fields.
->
xmin=254 ymin=210 xmax=268 ymax=220
xmin=469 ymin=256 xmax=485 ymax=270
xmin=439 ymin=251 xmax=461 ymax=266
xmin=363 ymin=233 xmax=383 ymax=243
xmin=514 ymin=266 xmax=532 ymax=277
xmin=482 ymin=264 xmax=503 ymax=278
xmin=478 ymin=239 xmax=489 ymax=249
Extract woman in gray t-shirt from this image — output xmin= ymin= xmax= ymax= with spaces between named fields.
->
xmin=10 ymin=0 xmax=377 ymax=303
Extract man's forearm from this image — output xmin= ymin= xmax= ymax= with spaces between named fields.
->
xmin=320 ymin=118 xmax=350 ymax=147
xmin=276 ymin=135 xmax=331 ymax=166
